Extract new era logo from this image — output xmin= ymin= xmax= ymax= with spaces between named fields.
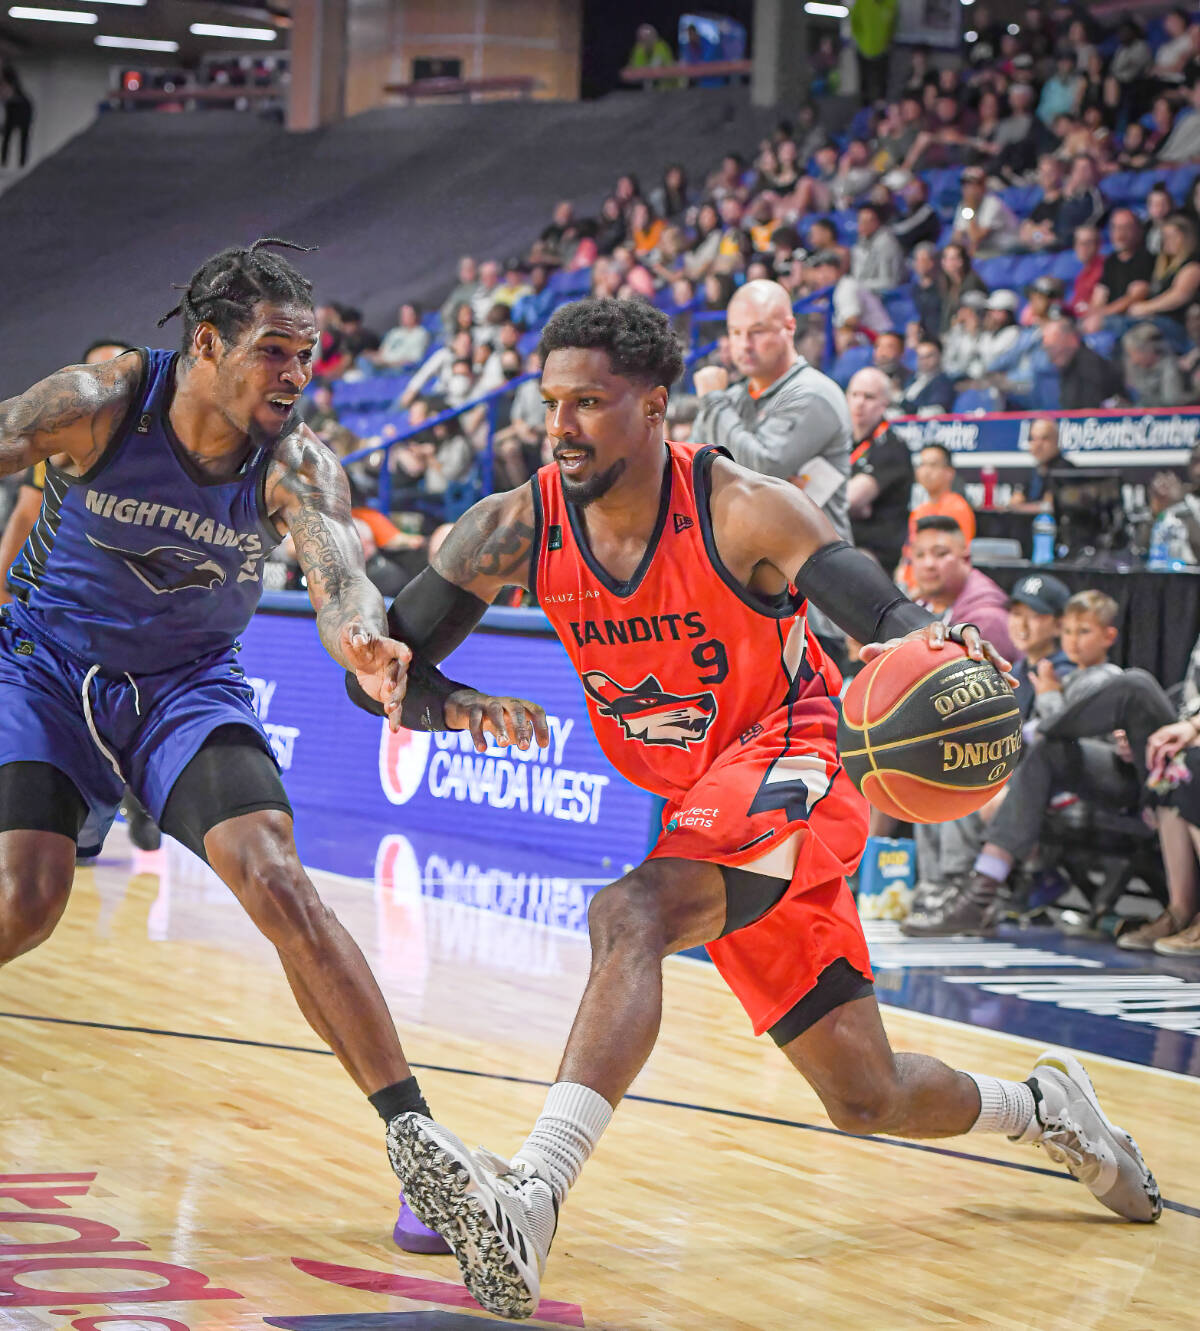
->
xmin=673 ymin=514 xmax=694 ymax=534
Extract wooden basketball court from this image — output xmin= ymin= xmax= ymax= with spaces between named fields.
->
xmin=2 ymin=829 xmax=1198 ymax=1330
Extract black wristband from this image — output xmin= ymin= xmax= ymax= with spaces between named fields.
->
xmin=345 ymin=670 xmax=385 ymax=717
xmin=400 ymin=657 xmax=469 ymax=732
xmin=344 ymin=657 xmax=467 ymax=730
xmin=345 ymin=566 xmax=488 ymax=718
xmin=795 ymin=540 xmax=934 ymax=644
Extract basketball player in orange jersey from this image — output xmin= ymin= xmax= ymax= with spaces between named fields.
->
xmin=349 ymin=299 xmax=1160 ymax=1319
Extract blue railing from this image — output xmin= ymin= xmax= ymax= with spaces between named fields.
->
xmin=339 ymin=372 xmax=540 ymax=516
xmin=338 ymin=285 xmax=837 ymax=519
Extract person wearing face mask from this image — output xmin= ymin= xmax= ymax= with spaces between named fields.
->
xmin=445 ymin=359 xmax=477 ymax=409
xmin=398 ymin=330 xmax=475 ymax=410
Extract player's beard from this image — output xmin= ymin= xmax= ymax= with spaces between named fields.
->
xmin=561 ymin=457 xmax=625 ymax=508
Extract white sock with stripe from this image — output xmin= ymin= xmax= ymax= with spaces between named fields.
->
xmin=963 ymin=1071 xmax=1037 ymax=1136
xmin=513 ymin=1081 xmax=614 ymax=1206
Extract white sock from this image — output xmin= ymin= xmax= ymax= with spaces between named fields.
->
xmin=973 ymin=851 xmax=1011 ymax=884
xmin=513 ymin=1082 xmax=613 ymax=1206
xmin=963 ymin=1071 xmax=1036 ymax=1136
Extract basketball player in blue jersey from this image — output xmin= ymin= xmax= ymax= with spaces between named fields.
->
xmin=0 ymin=238 xmax=544 ymax=1251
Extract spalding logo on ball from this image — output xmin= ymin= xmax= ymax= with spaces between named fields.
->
xmin=837 ymin=638 xmax=1021 ymax=824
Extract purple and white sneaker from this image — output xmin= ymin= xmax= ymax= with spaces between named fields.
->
xmin=394 ymin=1192 xmax=452 ymax=1254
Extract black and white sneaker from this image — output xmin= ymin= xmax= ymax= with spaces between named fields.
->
xmin=900 ymin=871 xmax=1003 ymax=937
xmin=1015 ymin=1050 xmax=1161 ymax=1223
xmin=387 ymin=1113 xmax=558 ymax=1319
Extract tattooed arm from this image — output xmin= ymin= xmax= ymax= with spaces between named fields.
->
xmin=431 ymin=485 xmax=537 ymax=599
xmin=265 ymin=426 xmax=409 ymax=718
xmin=0 ymin=354 xmax=141 ymax=480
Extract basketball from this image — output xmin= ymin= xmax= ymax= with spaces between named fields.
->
xmin=837 ymin=638 xmax=1021 ymax=823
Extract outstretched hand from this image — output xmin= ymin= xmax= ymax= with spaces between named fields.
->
xmin=341 ymin=623 xmax=412 ymax=730
xmin=445 ymin=688 xmax=550 ymax=754
xmin=860 ymin=620 xmax=1016 ymax=688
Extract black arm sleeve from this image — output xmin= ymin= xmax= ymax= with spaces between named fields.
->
xmin=344 ymin=565 xmax=488 ymax=721
xmin=385 ymin=565 xmax=489 ymax=662
xmin=795 ymin=540 xmax=934 ymax=644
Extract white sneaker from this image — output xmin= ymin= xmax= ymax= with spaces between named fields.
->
xmin=387 ymin=1113 xmax=558 ymax=1319
xmin=1014 ymin=1050 xmax=1161 ymax=1223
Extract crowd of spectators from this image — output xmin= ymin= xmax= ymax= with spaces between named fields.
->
xmin=293 ymin=4 xmax=1200 ymax=557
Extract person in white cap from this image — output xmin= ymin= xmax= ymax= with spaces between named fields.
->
xmin=976 ymin=289 xmax=1021 ymax=370
xmin=943 ymin=289 xmax=989 ymax=380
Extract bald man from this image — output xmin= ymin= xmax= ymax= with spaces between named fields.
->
xmin=692 ymin=280 xmax=854 ymax=544
xmin=846 ymin=366 xmax=915 ymax=574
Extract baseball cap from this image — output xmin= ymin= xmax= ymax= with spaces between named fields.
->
xmin=808 ymin=248 xmax=843 ymax=267
xmin=962 ymin=167 xmax=986 ymax=184
xmin=1029 ymin=275 xmax=1064 ymax=298
xmin=1009 ymin=573 xmax=1071 ymax=616
xmin=961 ymin=290 xmax=989 ymax=310
xmin=986 ymin=289 xmax=1020 ymax=312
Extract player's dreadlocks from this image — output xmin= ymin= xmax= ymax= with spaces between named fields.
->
xmin=539 ymin=297 xmax=684 ymax=389
xmin=158 ymin=237 xmax=316 ymax=353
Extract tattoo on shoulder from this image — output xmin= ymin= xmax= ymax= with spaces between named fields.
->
xmin=436 ymin=497 xmax=535 ymax=587
xmin=0 ymin=356 xmax=138 ymax=474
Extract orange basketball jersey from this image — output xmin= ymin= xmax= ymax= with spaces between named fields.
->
xmin=532 ymin=441 xmax=844 ymax=802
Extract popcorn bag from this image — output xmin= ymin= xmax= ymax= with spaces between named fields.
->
xmin=855 ymin=836 xmax=916 ymax=921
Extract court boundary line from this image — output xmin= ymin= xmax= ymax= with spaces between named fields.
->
xmin=667 ymin=951 xmax=1200 ymax=1085
xmin=1 ymin=1008 xmax=1193 ymax=1220
xmin=875 ymin=999 xmax=1200 ymax=1085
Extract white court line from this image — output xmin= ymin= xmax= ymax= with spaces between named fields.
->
xmin=879 ymin=999 xmax=1200 ymax=1084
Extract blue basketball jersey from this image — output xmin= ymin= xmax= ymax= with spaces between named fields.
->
xmin=6 ymin=348 xmax=280 ymax=674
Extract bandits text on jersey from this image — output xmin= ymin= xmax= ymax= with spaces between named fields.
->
xmin=569 ymin=610 xmax=708 ymax=647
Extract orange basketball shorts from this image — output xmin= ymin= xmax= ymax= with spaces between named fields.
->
xmin=647 ymin=696 xmax=873 ymax=1036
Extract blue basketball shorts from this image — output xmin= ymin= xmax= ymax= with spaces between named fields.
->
xmin=0 ymin=607 xmax=276 ymax=850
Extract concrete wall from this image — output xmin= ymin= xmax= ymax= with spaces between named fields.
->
xmin=345 ymin=0 xmax=581 ymax=115
xmin=1 ymin=49 xmax=110 ymax=178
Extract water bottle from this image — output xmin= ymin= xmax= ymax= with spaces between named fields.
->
xmin=981 ymin=465 xmax=997 ymax=508
xmin=1031 ymin=511 xmax=1056 ymax=565
xmin=1147 ymin=516 xmax=1171 ymax=571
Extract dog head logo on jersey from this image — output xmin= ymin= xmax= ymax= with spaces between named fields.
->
xmin=86 ymin=533 xmax=227 ymax=595
xmin=582 ymin=670 xmax=717 ymax=749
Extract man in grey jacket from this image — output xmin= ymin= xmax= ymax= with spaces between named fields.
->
xmin=691 ymin=279 xmax=853 ymax=544
xmin=691 ymin=279 xmax=854 ymax=663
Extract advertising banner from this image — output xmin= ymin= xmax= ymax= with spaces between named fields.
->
xmin=235 ymin=610 xmax=660 ymax=889
xmin=893 ymin=407 xmax=1200 ymax=476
